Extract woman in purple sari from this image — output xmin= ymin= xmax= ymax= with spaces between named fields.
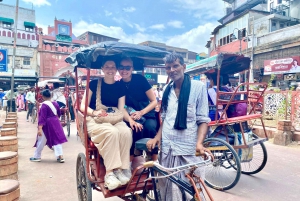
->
xmin=30 ymin=89 xmax=67 ymax=163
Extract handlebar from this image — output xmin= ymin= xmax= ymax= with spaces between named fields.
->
xmin=143 ymin=152 xmax=212 ymax=173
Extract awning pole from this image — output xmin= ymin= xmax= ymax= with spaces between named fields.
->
xmin=10 ymin=0 xmax=19 ymax=112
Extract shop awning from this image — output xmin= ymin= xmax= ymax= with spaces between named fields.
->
xmin=24 ymin=21 xmax=35 ymax=27
xmin=0 ymin=17 xmax=14 ymax=24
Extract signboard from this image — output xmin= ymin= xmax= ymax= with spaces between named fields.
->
xmin=0 ymin=49 xmax=8 ymax=72
xmin=144 ymin=73 xmax=158 ymax=86
xmin=264 ymin=56 xmax=300 ymax=75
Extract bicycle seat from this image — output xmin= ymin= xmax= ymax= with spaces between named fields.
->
xmin=135 ymin=138 xmax=158 ymax=154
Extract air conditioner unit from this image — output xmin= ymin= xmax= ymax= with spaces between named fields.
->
xmin=55 ymin=43 xmax=59 ymax=47
xmin=284 ymin=74 xmax=296 ymax=80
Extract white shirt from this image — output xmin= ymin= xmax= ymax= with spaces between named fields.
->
xmin=51 ymin=88 xmax=66 ymax=105
xmin=161 ymin=80 xmax=210 ymax=156
xmin=26 ymin=91 xmax=36 ymax=104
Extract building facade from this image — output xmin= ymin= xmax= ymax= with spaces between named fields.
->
xmin=0 ymin=3 xmax=38 ymax=73
xmin=77 ymin=31 xmax=119 ymax=45
xmin=37 ymin=18 xmax=88 ymax=79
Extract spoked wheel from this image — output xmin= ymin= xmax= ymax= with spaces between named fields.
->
xmin=239 ymin=138 xmax=267 ymax=175
xmin=32 ymin=108 xmax=37 ymax=124
xmin=67 ymin=112 xmax=71 ymax=137
xmin=203 ymin=138 xmax=241 ymax=191
xmin=76 ymin=153 xmax=92 ymax=201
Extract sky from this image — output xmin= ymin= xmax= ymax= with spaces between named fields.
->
xmin=6 ymin=0 xmax=226 ymax=53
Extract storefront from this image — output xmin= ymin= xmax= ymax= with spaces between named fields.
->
xmin=263 ymin=56 xmax=300 ymax=90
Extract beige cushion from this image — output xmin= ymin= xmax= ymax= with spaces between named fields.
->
xmin=0 ymin=179 xmax=19 ymax=194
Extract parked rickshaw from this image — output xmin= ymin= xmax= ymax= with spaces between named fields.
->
xmin=186 ymin=53 xmax=268 ymax=190
xmin=65 ymin=41 xmax=214 ymax=201
xmin=36 ymin=77 xmax=71 ymax=137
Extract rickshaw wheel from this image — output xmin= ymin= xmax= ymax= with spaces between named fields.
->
xmin=203 ymin=138 xmax=241 ymax=191
xmin=67 ymin=113 xmax=71 ymax=137
xmin=31 ymin=107 xmax=37 ymax=124
xmin=76 ymin=153 xmax=92 ymax=201
xmin=240 ymin=141 xmax=267 ymax=175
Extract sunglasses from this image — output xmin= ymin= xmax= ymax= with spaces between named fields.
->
xmin=118 ymin=65 xmax=132 ymax=71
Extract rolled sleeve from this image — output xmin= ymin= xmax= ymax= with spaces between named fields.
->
xmin=196 ymin=83 xmax=211 ymax=124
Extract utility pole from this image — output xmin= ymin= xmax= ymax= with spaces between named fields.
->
xmin=10 ymin=0 xmax=19 ymax=112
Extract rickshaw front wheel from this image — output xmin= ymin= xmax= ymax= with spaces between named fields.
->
xmin=76 ymin=153 xmax=92 ymax=201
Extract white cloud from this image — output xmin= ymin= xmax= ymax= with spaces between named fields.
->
xmin=134 ymin=24 xmax=145 ymax=32
xmin=36 ymin=23 xmax=48 ymax=34
xmin=166 ymin=22 xmax=218 ymax=53
xmin=22 ymin=0 xmax=51 ymax=7
xmin=167 ymin=20 xmax=184 ymax=28
xmin=122 ymin=7 xmax=136 ymax=12
xmin=149 ymin=24 xmax=165 ymax=31
xmin=72 ymin=20 xmax=162 ymax=44
xmin=104 ymin=10 xmax=112 ymax=17
xmin=172 ymin=0 xmax=225 ymax=20
xmin=112 ymin=17 xmax=133 ymax=28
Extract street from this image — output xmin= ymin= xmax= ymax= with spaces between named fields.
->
xmin=1 ymin=110 xmax=300 ymax=201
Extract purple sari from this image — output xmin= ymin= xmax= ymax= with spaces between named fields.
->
xmin=35 ymin=101 xmax=67 ymax=148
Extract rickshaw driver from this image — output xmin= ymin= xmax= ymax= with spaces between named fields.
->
xmin=147 ymin=53 xmax=211 ymax=201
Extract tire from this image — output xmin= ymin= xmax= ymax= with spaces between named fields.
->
xmin=240 ymin=141 xmax=267 ymax=175
xmin=76 ymin=153 xmax=92 ymax=201
xmin=32 ymin=108 xmax=37 ymax=124
xmin=203 ymin=138 xmax=241 ymax=191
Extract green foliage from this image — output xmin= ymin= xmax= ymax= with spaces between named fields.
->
xmin=268 ymin=74 xmax=276 ymax=88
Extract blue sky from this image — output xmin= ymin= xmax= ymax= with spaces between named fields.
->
xmin=8 ymin=0 xmax=226 ymax=53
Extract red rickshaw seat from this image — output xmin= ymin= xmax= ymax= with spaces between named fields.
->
xmin=209 ymin=113 xmax=262 ymax=126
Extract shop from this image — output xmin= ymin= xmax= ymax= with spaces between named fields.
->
xmin=263 ymin=56 xmax=300 ymax=90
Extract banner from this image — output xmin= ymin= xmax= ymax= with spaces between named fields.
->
xmin=0 ymin=49 xmax=8 ymax=72
xmin=264 ymin=56 xmax=300 ymax=75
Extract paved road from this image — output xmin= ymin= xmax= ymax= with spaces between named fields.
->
xmin=1 ymin=111 xmax=300 ymax=201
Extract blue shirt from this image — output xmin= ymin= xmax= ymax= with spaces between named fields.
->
xmin=161 ymin=80 xmax=210 ymax=156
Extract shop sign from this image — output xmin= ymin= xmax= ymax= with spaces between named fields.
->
xmin=144 ymin=73 xmax=158 ymax=85
xmin=0 ymin=49 xmax=8 ymax=72
xmin=264 ymin=56 xmax=300 ymax=75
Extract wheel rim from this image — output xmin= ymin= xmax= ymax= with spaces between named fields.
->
xmin=204 ymin=138 xmax=241 ymax=191
xmin=239 ymin=142 xmax=267 ymax=174
xmin=77 ymin=158 xmax=88 ymax=201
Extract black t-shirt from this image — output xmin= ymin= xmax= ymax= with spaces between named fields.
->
xmin=89 ymin=79 xmax=125 ymax=110
xmin=120 ymin=74 xmax=155 ymax=118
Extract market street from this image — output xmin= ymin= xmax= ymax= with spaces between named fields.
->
xmin=1 ymin=110 xmax=299 ymax=201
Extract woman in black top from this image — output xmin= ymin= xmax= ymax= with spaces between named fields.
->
xmin=80 ymin=60 xmax=136 ymax=191
xmin=119 ymin=57 xmax=158 ymax=161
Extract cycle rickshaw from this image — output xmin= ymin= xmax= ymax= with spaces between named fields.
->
xmin=186 ymin=53 xmax=268 ymax=190
xmin=35 ymin=77 xmax=72 ymax=137
xmin=65 ymin=41 xmax=214 ymax=201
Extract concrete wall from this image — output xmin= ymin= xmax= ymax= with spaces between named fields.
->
xmin=257 ymin=23 xmax=300 ymax=45
xmin=0 ymin=4 xmax=35 ymax=32
xmin=290 ymin=0 xmax=300 ymax=19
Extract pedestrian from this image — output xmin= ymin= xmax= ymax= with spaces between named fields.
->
xmin=51 ymin=83 xmax=66 ymax=108
xmin=30 ymin=89 xmax=68 ymax=163
xmin=147 ymin=53 xmax=211 ymax=201
xmin=68 ymin=89 xmax=75 ymax=122
xmin=0 ymin=89 xmax=4 ymax=110
xmin=26 ymin=87 xmax=36 ymax=122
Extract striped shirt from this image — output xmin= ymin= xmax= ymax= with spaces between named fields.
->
xmin=161 ymin=80 xmax=210 ymax=156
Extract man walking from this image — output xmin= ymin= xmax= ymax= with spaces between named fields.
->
xmin=26 ymin=87 xmax=36 ymax=122
xmin=147 ymin=53 xmax=211 ymax=201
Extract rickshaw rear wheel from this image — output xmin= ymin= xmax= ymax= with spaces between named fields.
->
xmin=76 ymin=153 xmax=92 ymax=201
xmin=203 ymin=137 xmax=241 ymax=191
xmin=240 ymin=141 xmax=267 ymax=175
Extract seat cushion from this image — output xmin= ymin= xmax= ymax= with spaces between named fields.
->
xmin=0 ymin=179 xmax=19 ymax=195
xmin=135 ymin=138 xmax=158 ymax=154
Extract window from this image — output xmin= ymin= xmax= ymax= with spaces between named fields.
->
xmin=25 ymin=27 xmax=33 ymax=32
xmin=272 ymin=21 xmax=277 ymax=27
xmin=3 ymin=23 xmax=11 ymax=29
xmin=278 ymin=0 xmax=282 ymax=4
xmin=23 ymin=57 xmax=30 ymax=65
xmin=280 ymin=23 xmax=284 ymax=28
xmin=220 ymin=39 xmax=223 ymax=46
xmin=270 ymin=2 xmax=274 ymax=9
xmin=226 ymin=35 xmax=230 ymax=44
